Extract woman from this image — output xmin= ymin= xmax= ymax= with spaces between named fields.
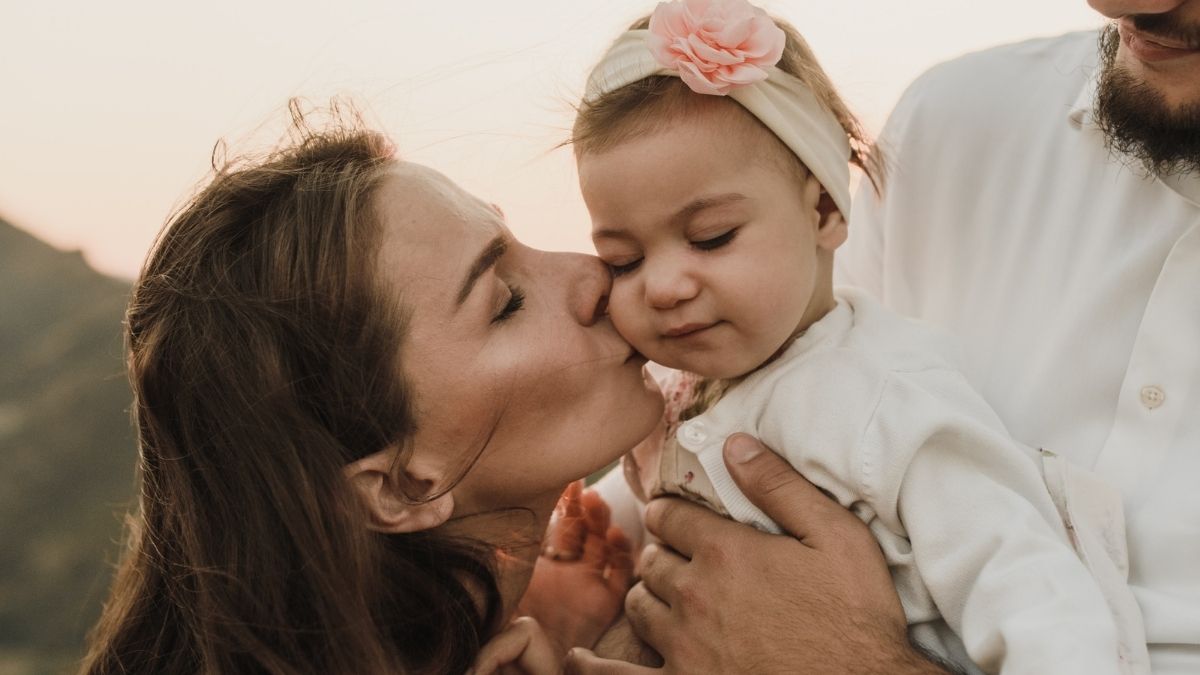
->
xmin=81 ymin=107 xmax=662 ymax=675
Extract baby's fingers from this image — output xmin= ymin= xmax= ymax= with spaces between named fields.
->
xmin=558 ymin=480 xmax=584 ymax=519
xmin=471 ymin=617 xmax=562 ymax=675
xmin=546 ymin=482 xmax=587 ymax=560
xmin=580 ymin=489 xmax=612 ymax=535
xmin=580 ymin=489 xmax=614 ymax=565
xmin=605 ymin=527 xmax=634 ymax=594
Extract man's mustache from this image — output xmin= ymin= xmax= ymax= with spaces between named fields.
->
xmin=1131 ymin=12 xmax=1200 ymax=49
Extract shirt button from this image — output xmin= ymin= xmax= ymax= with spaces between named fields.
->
xmin=680 ymin=421 xmax=708 ymax=445
xmin=1140 ymin=385 xmax=1165 ymax=410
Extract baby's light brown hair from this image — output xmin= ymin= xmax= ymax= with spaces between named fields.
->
xmin=571 ymin=14 xmax=883 ymax=192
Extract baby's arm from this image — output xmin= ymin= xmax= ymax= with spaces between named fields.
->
xmin=878 ymin=371 xmax=1126 ymax=675
xmin=593 ymin=458 xmax=647 ymax=554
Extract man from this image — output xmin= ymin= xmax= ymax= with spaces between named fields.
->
xmin=568 ymin=0 xmax=1198 ymax=672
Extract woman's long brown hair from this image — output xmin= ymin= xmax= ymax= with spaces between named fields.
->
xmin=81 ymin=104 xmax=500 ymax=675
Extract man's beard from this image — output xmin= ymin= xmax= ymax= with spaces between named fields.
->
xmin=1095 ymin=23 xmax=1200 ymax=176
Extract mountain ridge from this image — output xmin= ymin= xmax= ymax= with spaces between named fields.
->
xmin=0 ymin=215 xmax=136 ymax=674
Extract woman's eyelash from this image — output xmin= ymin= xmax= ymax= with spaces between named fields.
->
xmin=492 ymin=285 xmax=525 ymax=324
xmin=607 ymin=259 xmax=642 ymax=278
xmin=691 ymin=229 xmax=737 ymax=251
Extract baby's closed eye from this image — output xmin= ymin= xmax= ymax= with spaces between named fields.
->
xmin=690 ymin=228 xmax=739 ymax=251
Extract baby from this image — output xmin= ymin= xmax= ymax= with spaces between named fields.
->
xmin=569 ymin=1 xmax=1148 ymax=674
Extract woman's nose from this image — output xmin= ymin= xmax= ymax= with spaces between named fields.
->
xmin=557 ymin=252 xmax=611 ymax=326
xmin=1088 ymin=0 xmax=1191 ymax=18
xmin=643 ymin=258 xmax=700 ymax=310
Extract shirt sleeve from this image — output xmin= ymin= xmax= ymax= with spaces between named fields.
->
xmin=868 ymin=368 xmax=1123 ymax=675
xmin=838 ymin=177 xmax=887 ymax=295
xmin=837 ymin=68 xmax=941 ymax=299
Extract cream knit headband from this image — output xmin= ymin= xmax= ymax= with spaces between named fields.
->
xmin=584 ymin=20 xmax=852 ymax=217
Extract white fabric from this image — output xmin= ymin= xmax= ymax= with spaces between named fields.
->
xmin=840 ymin=31 xmax=1200 ymax=675
xmin=661 ymin=288 xmax=1129 ymax=674
xmin=584 ymin=29 xmax=853 ymax=218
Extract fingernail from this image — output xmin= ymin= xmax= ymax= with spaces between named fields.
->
xmin=725 ymin=434 xmax=762 ymax=464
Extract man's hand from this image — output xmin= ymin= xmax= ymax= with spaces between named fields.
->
xmin=565 ymin=434 xmax=950 ymax=675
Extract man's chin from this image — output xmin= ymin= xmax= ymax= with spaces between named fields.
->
xmin=1096 ymin=26 xmax=1200 ymax=176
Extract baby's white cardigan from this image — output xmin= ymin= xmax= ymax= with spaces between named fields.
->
xmin=636 ymin=288 xmax=1130 ymax=675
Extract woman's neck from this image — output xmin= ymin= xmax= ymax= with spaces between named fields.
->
xmin=441 ymin=490 xmax=561 ymax=623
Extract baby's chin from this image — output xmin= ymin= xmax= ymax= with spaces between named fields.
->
xmin=648 ymin=348 xmax=763 ymax=380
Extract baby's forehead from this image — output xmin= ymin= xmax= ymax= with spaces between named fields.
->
xmin=656 ymin=100 xmax=809 ymax=182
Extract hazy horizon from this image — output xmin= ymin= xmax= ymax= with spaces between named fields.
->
xmin=2 ymin=1 xmax=1104 ymax=278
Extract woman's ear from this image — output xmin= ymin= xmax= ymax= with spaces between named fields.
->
xmin=803 ymin=173 xmax=848 ymax=252
xmin=344 ymin=448 xmax=455 ymax=533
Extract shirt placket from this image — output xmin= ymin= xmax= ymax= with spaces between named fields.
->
xmin=1093 ymin=218 xmax=1200 ymax=503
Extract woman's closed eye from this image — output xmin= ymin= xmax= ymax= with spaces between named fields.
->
xmin=492 ymin=285 xmax=526 ymax=324
xmin=691 ymin=228 xmax=738 ymax=251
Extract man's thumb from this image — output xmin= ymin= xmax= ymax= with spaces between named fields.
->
xmin=722 ymin=433 xmax=844 ymax=542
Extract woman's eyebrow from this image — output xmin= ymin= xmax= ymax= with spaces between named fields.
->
xmin=456 ymin=234 xmax=507 ymax=306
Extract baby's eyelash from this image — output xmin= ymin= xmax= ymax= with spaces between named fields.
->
xmin=492 ymin=285 xmax=525 ymax=324
xmin=607 ymin=259 xmax=642 ymax=278
xmin=691 ymin=229 xmax=737 ymax=251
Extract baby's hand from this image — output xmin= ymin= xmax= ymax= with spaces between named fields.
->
xmin=518 ymin=481 xmax=634 ymax=653
xmin=471 ymin=616 xmax=561 ymax=675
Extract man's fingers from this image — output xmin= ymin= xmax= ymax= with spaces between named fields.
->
xmin=624 ymin=582 xmax=674 ymax=655
xmin=564 ymin=648 xmax=658 ymax=675
xmin=722 ymin=433 xmax=855 ymax=546
xmin=634 ymin=543 xmax=687 ymax=608
xmin=643 ymin=496 xmax=744 ymax=559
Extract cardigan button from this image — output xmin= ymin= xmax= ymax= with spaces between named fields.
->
xmin=680 ymin=421 xmax=709 ymax=445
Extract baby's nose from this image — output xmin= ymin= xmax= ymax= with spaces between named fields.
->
xmin=644 ymin=263 xmax=700 ymax=310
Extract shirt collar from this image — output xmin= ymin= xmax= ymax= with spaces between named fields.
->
xmin=1066 ymin=61 xmax=1200 ymax=206
xmin=1068 ymin=66 xmax=1101 ymax=130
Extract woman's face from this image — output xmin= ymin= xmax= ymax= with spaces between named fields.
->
xmin=374 ymin=162 xmax=663 ymax=515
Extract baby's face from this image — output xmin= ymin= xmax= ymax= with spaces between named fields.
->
xmin=578 ymin=107 xmax=832 ymax=379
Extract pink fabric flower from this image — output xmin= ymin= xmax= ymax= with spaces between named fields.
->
xmin=647 ymin=0 xmax=786 ymax=96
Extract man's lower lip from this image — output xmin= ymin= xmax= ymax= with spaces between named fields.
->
xmin=1121 ymin=24 xmax=1200 ymax=63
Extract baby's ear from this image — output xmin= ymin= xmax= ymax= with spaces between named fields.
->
xmin=815 ymin=188 xmax=848 ymax=252
xmin=802 ymin=173 xmax=848 ymax=252
xmin=345 ymin=448 xmax=455 ymax=533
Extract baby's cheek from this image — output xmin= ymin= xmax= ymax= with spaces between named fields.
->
xmin=608 ymin=287 xmax=650 ymax=345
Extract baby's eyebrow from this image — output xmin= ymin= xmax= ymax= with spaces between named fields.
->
xmin=593 ymin=193 xmax=749 ymax=241
xmin=671 ymin=193 xmax=748 ymax=226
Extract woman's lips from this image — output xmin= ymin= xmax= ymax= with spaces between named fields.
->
xmin=1120 ymin=18 xmax=1200 ymax=63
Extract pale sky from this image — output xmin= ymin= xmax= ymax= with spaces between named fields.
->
xmin=1 ymin=1 xmax=1105 ymax=279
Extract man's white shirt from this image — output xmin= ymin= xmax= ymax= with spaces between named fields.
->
xmin=841 ymin=30 xmax=1200 ymax=674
